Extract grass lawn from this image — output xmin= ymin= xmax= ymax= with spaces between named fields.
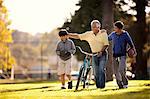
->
xmin=0 ymin=80 xmax=149 ymax=99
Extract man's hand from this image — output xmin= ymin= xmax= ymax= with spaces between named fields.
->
xmin=67 ymin=33 xmax=80 ymax=39
xmin=97 ymin=51 xmax=103 ymax=57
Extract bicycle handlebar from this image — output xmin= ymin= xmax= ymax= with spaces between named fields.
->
xmin=76 ymin=46 xmax=97 ymax=56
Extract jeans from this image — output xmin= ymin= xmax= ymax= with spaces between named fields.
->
xmin=93 ymin=52 xmax=108 ymax=88
xmin=113 ymin=56 xmax=128 ymax=88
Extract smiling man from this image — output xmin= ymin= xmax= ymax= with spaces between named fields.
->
xmin=68 ymin=20 xmax=109 ymax=88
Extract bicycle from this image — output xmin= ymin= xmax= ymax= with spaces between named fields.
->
xmin=75 ymin=46 xmax=97 ymax=91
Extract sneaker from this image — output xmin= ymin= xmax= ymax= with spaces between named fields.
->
xmin=123 ymin=85 xmax=128 ymax=88
xmin=68 ymin=81 xmax=72 ymax=89
xmin=61 ymin=86 xmax=66 ymax=89
xmin=119 ymin=86 xmax=123 ymax=89
xmin=118 ymin=81 xmax=124 ymax=89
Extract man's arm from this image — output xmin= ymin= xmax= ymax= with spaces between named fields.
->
xmin=97 ymin=45 xmax=108 ymax=57
xmin=68 ymin=33 xmax=80 ymax=39
xmin=101 ymin=45 xmax=108 ymax=52
xmin=100 ymin=32 xmax=109 ymax=52
xmin=98 ymin=32 xmax=109 ymax=56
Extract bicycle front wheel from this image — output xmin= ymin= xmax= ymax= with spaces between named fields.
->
xmin=75 ymin=66 xmax=84 ymax=91
xmin=83 ymin=67 xmax=91 ymax=88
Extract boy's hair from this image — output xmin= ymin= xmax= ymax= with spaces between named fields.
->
xmin=114 ymin=21 xmax=124 ymax=29
xmin=58 ymin=29 xmax=68 ymax=36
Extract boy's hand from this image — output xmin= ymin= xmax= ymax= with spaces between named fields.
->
xmin=133 ymin=48 xmax=137 ymax=57
xmin=65 ymin=52 xmax=71 ymax=56
xmin=60 ymin=51 xmax=71 ymax=57
xmin=60 ymin=51 xmax=66 ymax=56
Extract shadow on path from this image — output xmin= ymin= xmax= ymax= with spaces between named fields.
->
xmin=0 ymin=86 xmax=53 ymax=93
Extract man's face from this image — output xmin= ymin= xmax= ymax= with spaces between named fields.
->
xmin=91 ymin=23 xmax=100 ymax=33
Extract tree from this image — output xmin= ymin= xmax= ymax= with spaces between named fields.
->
xmin=101 ymin=0 xmax=114 ymax=81
xmin=0 ymin=1 xmax=16 ymax=79
xmin=134 ymin=0 xmax=148 ymax=79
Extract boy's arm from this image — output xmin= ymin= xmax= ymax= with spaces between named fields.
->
xmin=71 ymin=41 xmax=76 ymax=54
xmin=126 ymin=32 xmax=137 ymax=56
xmin=56 ymin=43 xmax=61 ymax=56
xmin=69 ymin=41 xmax=76 ymax=54
xmin=108 ymin=32 xmax=113 ymax=41
xmin=126 ymin=32 xmax=134 ymax=48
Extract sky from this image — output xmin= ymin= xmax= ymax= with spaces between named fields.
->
xmin=4 ymin=0 xmax=80 ymax=35
xmin=3 ymin=0 xmax=150 ymax=35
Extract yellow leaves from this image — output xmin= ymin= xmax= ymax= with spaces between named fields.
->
xmin=5 ymin=57 xmax=16 ymax=70
xmin=9 ymin=57 xmax=16 ymax=65
xmin=6 ymin=20 xmax=11 ymax=26
xmin=0 ymin=6 xmax=7 ymax=14
xmin=1 ymin=6 xmax=7 ymax=13
xmin=0 ymin=0 xmax=3 ymax=4
xmin=0 ymin=11 xmax=13 ymax=43
xmin=0 ymin=20 xmax=13 ymax=43
xmin=0 ymin=29 xmax=13 ymax=43
xmin=0 ymin=20 xmax=5 ymax=32
xmin=0 ymin=43 xmax=7 ymax=55
xmin=2 ymin=6 xmax=7 ymax=13
xmin=0 ymin=46 xmax=16 ymax=70
xmin=0 ymin=1 xmax=15 ymax=71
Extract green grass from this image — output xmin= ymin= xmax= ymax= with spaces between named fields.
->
xmin=0 ymin=80 xmax=150 ymax=99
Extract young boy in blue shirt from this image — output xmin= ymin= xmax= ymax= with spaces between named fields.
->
xmin=108 ymin=21 xmax=136 ymax=89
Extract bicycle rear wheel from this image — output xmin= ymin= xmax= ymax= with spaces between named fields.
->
xmin=75 ymin=66 xmax=84 ymax=91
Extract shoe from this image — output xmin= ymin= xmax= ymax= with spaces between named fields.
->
xmin=118 ymin=84 xmax=124 ymax=89
xmin=68 ymin=81 xmax=72 ymax=89
xmin=123 ymin=85 xmax=128 ymax=88
xmin=119 ymin=86 xmax=123 ymax=89
xmin=61 ymin=87 xmax=66 ymax=89
xmin=117 ymin=81 xmax=124 ymax=89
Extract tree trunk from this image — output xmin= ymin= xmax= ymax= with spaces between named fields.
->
xmin=135 ymin=0 xmax=148 ymax=79
xmin=101 ymin=0 xmax=114 ymax=81
xmin=10 ymin=65 xmax=14 ymax=80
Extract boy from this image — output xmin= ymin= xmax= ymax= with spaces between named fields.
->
xmin=108 ymin=21 xmax=136 ymax=89
xmin=56 ymin=29 xmax=76 ymax=89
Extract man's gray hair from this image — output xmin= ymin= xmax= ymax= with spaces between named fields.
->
xmin=91 ymin=20 xmax=101 ymax=27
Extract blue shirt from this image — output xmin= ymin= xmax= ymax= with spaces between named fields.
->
xmin=108 ymin=31 xmax=134 ymax=57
